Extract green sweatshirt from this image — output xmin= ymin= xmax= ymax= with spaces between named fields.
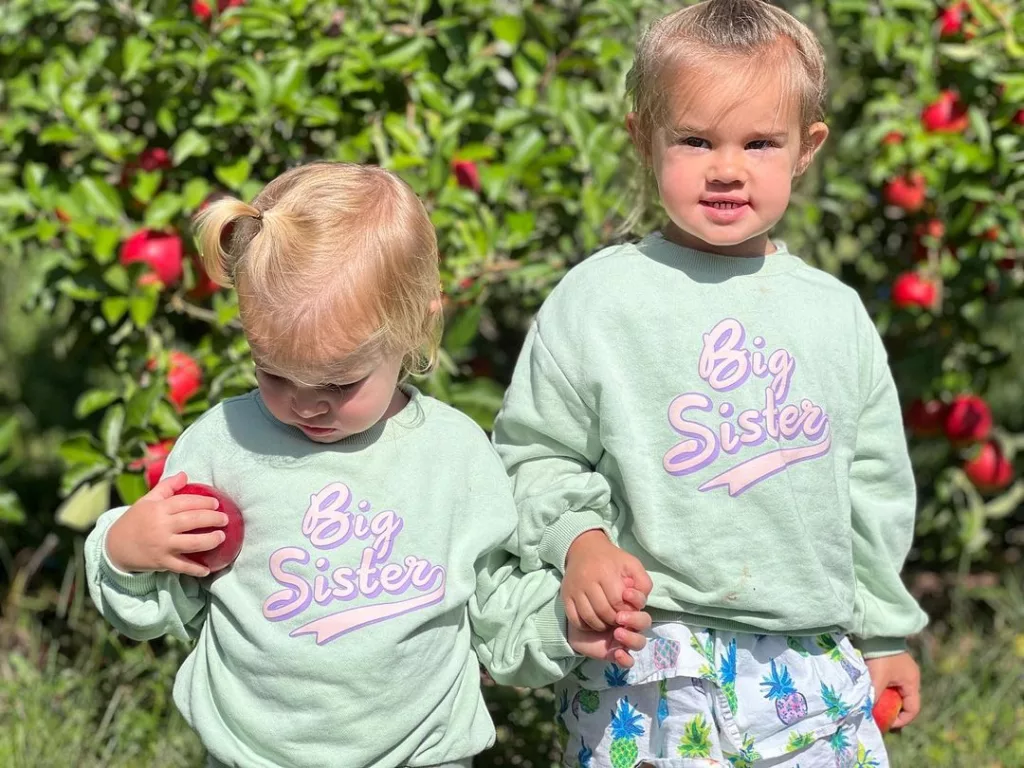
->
xmin=86 ymin=387 xmax=574 ymax=768
xmin=493 ymin=233 xmax=928 ymax=658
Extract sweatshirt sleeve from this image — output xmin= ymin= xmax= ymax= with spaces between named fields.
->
xmin=492 ymin=321 xmax=617 ymax=573
xmin=849 ymin=321 xmax=929 ymax=658
xmin=470 ymin=550 xmax=578 ymax=688
xmin=84 ymin=425 xmax=212 ymax=642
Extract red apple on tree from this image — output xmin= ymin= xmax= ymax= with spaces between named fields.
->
xmin=891 ymin=272 xmax=938 ymax=309
xmin=129 ymin=439 xmax=176 ymax=489
xmin=873 ymin=688 xmax=903 ymax=734
xmin=174 ymin=483 xmax=244 ymax=571
xmin=882 ymin=131 xmax=904 ymax=146
xmin=884 ymin=173 xmax=927 ymax=213
xmin=167 ymin=351 xmax=202 ymax=411
xmin=964 ymin=441 xmax=1014 ymax=493
xmin=944 ymin=394 xmax=992 ymax=445
xmin=1014 ymin=109 xmax=1024 ymax=127
xmin=452 ymin=159 xmax=481 ymax=193
xmin=120 ymin=229 xmax=184 ymax=287
xmin=905 ymin=399 xmax=948 ymax=437
xmin=937 ymin=2 xmax=968 ymax=37
xmin=921 ymin=91 xmax=969 ymax=133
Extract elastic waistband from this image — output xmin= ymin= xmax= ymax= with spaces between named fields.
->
xmin=646 ymin=607 xmax=842 ymax=638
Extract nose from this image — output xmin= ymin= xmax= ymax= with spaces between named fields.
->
xmin=707 ymin=147 xmax=746 ymax=185
xmin=291 ymin=388 xmax=329 ymax=418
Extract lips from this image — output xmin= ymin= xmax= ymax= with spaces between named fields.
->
xmin=701 ymin=199 xmax=748 ymax=209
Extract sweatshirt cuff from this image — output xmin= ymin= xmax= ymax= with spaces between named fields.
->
xmin=856 ymin=637 xmax=908 ymax=659
xmin=95 ymin=526 xmax=159 ymax=596
xmin=538 ymin=510 xmax=610 ymax=573
xmin=533 ymin=595 xmax=577 ymax=660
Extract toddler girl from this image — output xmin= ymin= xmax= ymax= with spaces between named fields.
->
xmin=493 ymin=2 xmax=927 ymax=766
xmin=85 ymin=162 xmax=648 ymax=768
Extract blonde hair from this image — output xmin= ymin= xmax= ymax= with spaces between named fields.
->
xmin=627 ymin=0 xmax=827 ymax=157
xmin=193 ymin=163 xmax=441 ymax=386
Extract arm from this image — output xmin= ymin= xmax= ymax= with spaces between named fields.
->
xmin=849 ymin=328 xmax=929 ymax=659
xmin=469 ymin=551 xmax=577 ymax=688
xmin=492 ymin=322 xmax=616 ymax=573
xmin=84 ymin=427 xmax=224 ymax=642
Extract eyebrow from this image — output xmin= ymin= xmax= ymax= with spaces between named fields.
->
xmin=668 ymin=125 xmax=790 ymax=142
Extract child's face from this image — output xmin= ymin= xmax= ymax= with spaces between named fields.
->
xmin=631 ymin=66 xmax=827 ymax=257
xmin=256 ymin=353 xmax=405 ymax=443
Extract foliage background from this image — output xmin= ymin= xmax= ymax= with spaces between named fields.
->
xmin=1 ymin=0 xmax=1022 ymax=765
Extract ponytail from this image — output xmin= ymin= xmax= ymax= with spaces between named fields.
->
xmin=193 ymin=197 xmax=262 ymax=288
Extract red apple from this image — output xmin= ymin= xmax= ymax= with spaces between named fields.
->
xmin=192 ymin=0 xmax=212 ymax=19
xmin=882 ymin=131 xmax=904 ymax=146
xmin=884 ymin=173 xmax=927 ymax=213
xmin=120 ymin=229 xmax=184 ymax=287
xmin=921 ymin=91 xmax=969 ymax=133
xmin=982 ymin=227 xmax=1000 ymax=242
xmin=944 ymin=394 xmax=992 ymax=444
xmin=167 ymin=351 xmax=202 ymax=411
xmin=452 ymin=159 xmax=481 ymax=193
xmin=938 ymin=2 xmax=967 ymax=37
xmin=964 ymin=441 xmax=1014 ymax=493
xmin=905 ymin=399 xmax=948 ymax=437
xmin=873 ymin=688 xmax=903 ymax=734
xmin=1015 ymin=110 xmax=1024 ymax=127
xmin=175 ymin=483 xmax=244 ymax=571
xmin=139 ymin=147 xmax=173 ymax=172
xmin=129 ymin=439 xmax=176 ymax=489
xmin=55 ymin=208 xmax=71 ymax=224
xmin=891 ymin=272 xmax=937 ymax=309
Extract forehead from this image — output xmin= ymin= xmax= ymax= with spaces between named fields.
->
xmin=660 ymin=54 xmax=801 ymax=134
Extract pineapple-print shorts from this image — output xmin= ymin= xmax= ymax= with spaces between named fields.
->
xmin=555 ymin=623 xmax=889 ymax=768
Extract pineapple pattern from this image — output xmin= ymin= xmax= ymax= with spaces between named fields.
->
xmin=656 ymin=678 xmax=669 ymax=727
xmin=786 ymin=731 xmax=816 ymax=752
xmin=828 ymin=726 xmax=855 ymax=768
xmin=760 ymin=659 xmax=808 ymax=725
xmin=725 ymin=734 xmax=762 ymax=768
xmin=608 ymin=697 xmax=645 ymax=768
xmin=557 ymin=628 xmax=887 ymax=768
xmin=820 ymin=682 xmax=852 ymax=721
xmin=651 ymin=636 xmax=681 ymax=670
xmin=676 ymin=714 xmax=712 ymax=759
xmin=576 ymin=740 xmax=593 ymax=768
xmin=690 ymin=631 xmax=719 ymax=683
xmin=604 ymin=663 xmax=630 ymax=688
xmin=720 ymin=638 xmax=738 ymax=715
xmin=816 ymin=634 xmax=864 ymax=683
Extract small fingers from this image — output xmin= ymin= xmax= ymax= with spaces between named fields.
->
xmin=613 ymin=626 xmax=648 ymax=652
xmin=622 ymin=587 xmax=647 ymax=611
xmin=611 ymin=648 xmax=635 ymax=668
xmin=616 ymin=610 xmax=652 ymax=632
xmin=166 ymin=494 xmax=221 ymax=514
xmin=588 ymin=583 xmax=620 ymax=627
xmin=144 ymin=471 xmax=188 ymax=501
xmin=174 ymin=530 xmax=226 ymax=554
xmin=165 ymin=556 xmax=211 ymax=579
xmin=893 ymin=689 xmax=920 ymax=729
xmin=171 ymin=510 xmax=229 ymax=533
xmin=575 ymin=596 xmax=609 ymax=632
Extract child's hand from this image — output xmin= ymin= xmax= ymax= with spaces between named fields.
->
xmin=865 ymin=652 xmax=920 ymax=730
xmin=568 ymin=594 xmax=652 ymax=668
xmin=106 ymin=472 xmax=228 ymax=579
xmin=563 ymin=530 xmax=653 ymax=632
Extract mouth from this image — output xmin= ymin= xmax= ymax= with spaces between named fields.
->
xmin=298 ymin=424 xmax=336 ymax=436
xmin=700 ymin=199 xmax=749 ymax=209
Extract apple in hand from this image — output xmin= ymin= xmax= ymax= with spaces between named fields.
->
xmin=873 ymin=687 xmax=903 ymax=733
xmin=175 ymin=483 xmax=244 ymax=571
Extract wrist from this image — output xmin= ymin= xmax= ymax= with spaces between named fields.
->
xmin=566 ymin=529 xmax=610 ymax=567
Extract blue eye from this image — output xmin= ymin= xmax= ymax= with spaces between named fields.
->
xmin=746 ymin=139 xmax=778 ymax=150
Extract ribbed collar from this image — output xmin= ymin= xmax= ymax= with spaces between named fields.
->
xmin=640 ymin=231 xmax=803 ymax=280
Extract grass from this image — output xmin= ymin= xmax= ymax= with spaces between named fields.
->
xmin=2 ymin=571 xmax=1022 ymax=767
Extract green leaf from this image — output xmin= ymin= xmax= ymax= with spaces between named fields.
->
xmin=122 ymin=36 xmax=155 ymax=81
xmin=444 ymin=305 xmax=482 ymax=354
xmin=126 ymin=385 xmax=163 ymax=428
xmin=172 ymin=129 xmax=212 ymax=165
xmin=183 ymin=177 xmax=212 ymax=210
xmin=100 ymin=404 xmax=126 ymax=457
xmin=115 ymin=471 xmax=148 ymax=506
xmin=377 ymin=38 xmax=428 ymax=71
xmin=55 ymin=479 xmax=111 ymax=531
xmin=0 ymin=489 xmax=25 ymax=525
xmin=0 ymin=417 xmax=18 ymax=455
xmin=101 ymin=296 xmax=130 ymax=325
xmin=39 ymin=124 xmax=80 ymax=145
xmin=78 ymin=177 xmax=125 ymax=222
xmin=491 ymin=16 xmax=525 ymax=46
xmin=129 ymin=291 xmax=159 ymax=328
xmin=214 ymin=158 xmax=252 ymax=190
xmin=59 ymin=435 xmax=108 ymax=467
xmin=144 ymin=192 xmax=183 ymax=229
xmin=74 ymin=389 xmax=120 ymax=418
xmin=231 ymin=61 xmax=274 ymax=108
xmin=131 ymin=170 xmax=163 ymax=205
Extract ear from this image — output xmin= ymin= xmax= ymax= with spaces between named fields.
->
xmin=626 ymin=112 xmax=652 ymax=166
xmin=795 ymin=121 xmax=829 ymax=177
